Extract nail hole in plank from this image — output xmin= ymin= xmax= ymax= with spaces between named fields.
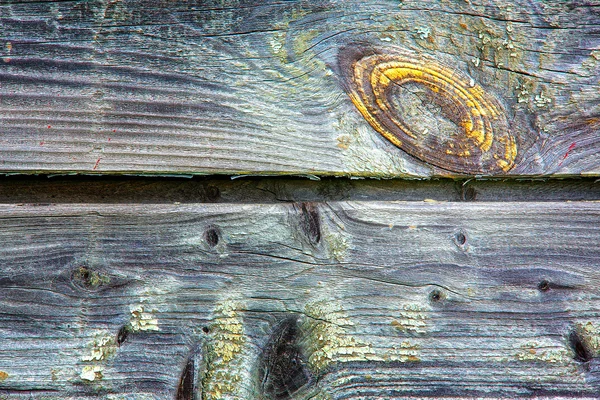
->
xmin=454 ymin=231 xmax=467 ymax=247
xmin=117 ymin=325 xmax=130 ymax=347
xmin=204 ymin=226 xmax=220 ymax=248
xmin=538 ymin=280 xmax=551 ymax=292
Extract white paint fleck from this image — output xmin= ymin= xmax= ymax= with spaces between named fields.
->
xmin=416 ymin=27 xmax=431 ymax=40
xmin=82 ymin=335 xmax=115 ymax=362
xmin=534 ymin=91 xmax=552 ymax=108
xmin=130 ymin=305 xmax=159 ymax=332
xmin=80 ymin=365 xmax=103 ymax=382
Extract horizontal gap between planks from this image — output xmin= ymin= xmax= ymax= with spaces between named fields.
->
xmin=0 ymin=175 xmax=598 ymax=204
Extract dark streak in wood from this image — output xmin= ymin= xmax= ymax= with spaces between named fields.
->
xmin=117 ymin=325 xmax=130 ymax=347
xmin=429 ymin=289 xmax=444 ymax=303
xmin=462 ymin=186 xmax=478 ymax=202
xmin=454 ymin=230 xmax=467 ymax=247
xmin=570 ymin=330 xmax=593 ymax=364
xmin=298 ymin=203 xmax=321 ymax=246
xmin=538 ymin=280 xmax=551 ymax=292
xmin=204 ymin=185 xmax=221 ymax=203
xmin=260 ymin=317 xmax=312 ymax=400
xmin=177 ymin=350 xmax=197 ymax=400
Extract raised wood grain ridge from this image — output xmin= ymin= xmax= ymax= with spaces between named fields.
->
xmin=1 ymin=0 xmax=599 ymax=177
xmin=0 ymin=201 xmax=599 ymax=398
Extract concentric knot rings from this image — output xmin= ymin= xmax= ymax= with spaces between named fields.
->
xmin=340 ymin=46 xmax=517 ymax=174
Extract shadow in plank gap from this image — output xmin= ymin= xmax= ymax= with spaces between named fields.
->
xmin=0 ymin=176 xmax=599 ymax=203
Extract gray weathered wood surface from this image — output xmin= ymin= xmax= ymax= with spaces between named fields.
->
xmin=0 ymin=201 xmax=599 ymax=398
xmin=1 ymin=0 xmax=600 ymax=177
xmin=2 ymin=0 xmax=600 ymax=398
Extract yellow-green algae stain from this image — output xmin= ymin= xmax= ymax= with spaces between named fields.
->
xmin=302 ymin=300 xmax=419 ymax=374
xmin=80 ymin=331 xmax=117 ymax=382
xmin=202 ymin=299 xmax=250 ymax=400
xmin=575 ymin=321 xmax=600 ymax=356
xmin=391 ymin=303 xmax=428 ymax=334
xmin=129 ymin=305 xmax=159 ymax=332
xmin=514 ymin=340 xmax=569 ymax=364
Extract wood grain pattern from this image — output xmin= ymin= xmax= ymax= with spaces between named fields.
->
xmin=1 ymin=0 xmax=599 ymax=177
xmin=0 ymin=201 xmax=599 ymax=398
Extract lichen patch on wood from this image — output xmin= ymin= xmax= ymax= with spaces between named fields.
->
xmin=391 ymin=303 xmax=429 ymax=334
xmin=129 ymin=306 xmax=159 ymax=332
xmin=514 ymin=340 xmax=570 ymax=364
xmin=81 ymin=332 xmax=117 ymax=362
xmin=202 ymin=299 xmax=251 ymax=400
xmin=302 ymin=301 xmax=420 ymax=374
xmin=71 ymin=265 xmax=111 ymax=291
xmin=80 ymin=365 xmax=104 ymax=382
xmin=79 ymin=331 xmax=118 ymax=383
xmin=334 ymin=117 xmax=420 ymax=178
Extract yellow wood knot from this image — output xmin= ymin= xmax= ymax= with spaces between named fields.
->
xmin=339 ymin=46 xmax=517 ymax=174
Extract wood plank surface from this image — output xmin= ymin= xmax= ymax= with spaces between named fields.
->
xmin=1 ymin=0 xmax=599 ymax=177
xmin=0 ymin=201 xmax=599 ymax=398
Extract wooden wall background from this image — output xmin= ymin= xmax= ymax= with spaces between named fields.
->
xmin=1 ymin=0 xmax=600 ymax=399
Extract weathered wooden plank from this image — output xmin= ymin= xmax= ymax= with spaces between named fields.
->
xmin=0 ymin=201 xmax=599 ymax=398
xmin=1 ymin=0 xmax=599 ymax=177
xmin=0 ymin=175 xmax=600 ymax=204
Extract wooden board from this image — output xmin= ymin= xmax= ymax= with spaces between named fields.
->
xmin=1 ymin=0 xmax=599 ymax=178
xmin=0 ymin=201 xmax=600 ymax=398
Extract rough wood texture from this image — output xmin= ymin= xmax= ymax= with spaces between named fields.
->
xmin=0 ymin=201 xmax=600 ymax=398
xmin=1 ymin=0 xmax=599 ymax=177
